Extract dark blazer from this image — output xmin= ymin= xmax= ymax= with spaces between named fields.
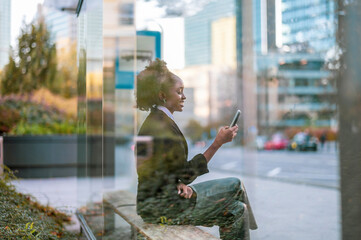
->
xmin=136 ymin=108 xmax=209 ymax=221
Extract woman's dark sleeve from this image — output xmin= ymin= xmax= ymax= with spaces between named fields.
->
xmin=158 ymin=135 xmax=209 ymax=186
xmin=179 ymin=153 xmax=209 ymax=185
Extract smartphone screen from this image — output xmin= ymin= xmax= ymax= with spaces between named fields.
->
xmin=230 ymin=110 xmax=241 ymax=127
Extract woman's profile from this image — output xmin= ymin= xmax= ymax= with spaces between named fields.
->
xmin=135 ymin=59 xmax=257 ymax=240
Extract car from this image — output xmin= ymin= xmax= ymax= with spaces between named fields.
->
xmin=288 ymin=132 xmax=318 ymax=151
xmin=264 ymin=133 xmax=289 ymax=150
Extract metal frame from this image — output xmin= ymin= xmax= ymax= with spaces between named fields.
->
xmin=76 ymin=212 xmax=97 ymax=240
xmin=76 ymin=0 xmax=84 ymax=16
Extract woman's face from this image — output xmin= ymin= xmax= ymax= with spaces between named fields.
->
xmin=164 ymin=74 xmax=186 ymax=113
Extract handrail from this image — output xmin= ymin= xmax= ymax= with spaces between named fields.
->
xmin=76 ymin=211 xmax=97 ymax=240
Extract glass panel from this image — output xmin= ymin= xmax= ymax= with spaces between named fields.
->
xmin=73 ymin=0 xmax=361 ymax=239
xmin=2 ymin=0 xmax=361 ymax=239
xmin=132 ymin=0 xmax=342 ymax=239
xmin=2 ymin=0 xmax=360 ymax=239
xmin=77 ymin=0 xmax=106 ymax=236
xmin=76 ymin=0 xmax=137 ymax=238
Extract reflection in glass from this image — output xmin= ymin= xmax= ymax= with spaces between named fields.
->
xmin=72 ymin=0 xmax=352 ymax=239
xmin=135 ymin=59 xmax=257 ymax=239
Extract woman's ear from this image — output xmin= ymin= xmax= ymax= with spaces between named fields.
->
xmin=158 ymin=91 xmax=166 ymax=102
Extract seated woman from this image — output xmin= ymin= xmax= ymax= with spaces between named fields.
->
xmin=136 ymin=59 xmax=257 ymax=240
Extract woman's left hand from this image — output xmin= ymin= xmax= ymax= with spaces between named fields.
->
xmin=177 ymin=183 xmax=193 ymax=199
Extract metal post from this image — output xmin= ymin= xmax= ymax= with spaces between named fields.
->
xmin=0 ymin=136 xmax=3 ymax=176
xmin=337 ymin=0 xmax=361 ymax=239
xmin=103 ymin=201 xmax=115 ymax=234
xmin=241 ymin=0 xmax=258 ymax=148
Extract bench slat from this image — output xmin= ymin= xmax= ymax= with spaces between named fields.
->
xmin=104 ymin=190 xmax=219 ymax=240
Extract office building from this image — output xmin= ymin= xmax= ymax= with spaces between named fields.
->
xmin=256 ymin=53 xmax=336 ymax=133
xmin=42 ymin=1 xmax=78 ymax=50
xmin=281 ymin=0 xmax=336 ymax=54
xmin=211 ymin=16 xmax=237 ymax=68
xmin=184 ymin=0 xmax=235 ymax=67
xmin=232 ymin=0 xmax=338 ymax=133
xmin=180 ymin=0 xmax=241 ymax=126
xmin=252 ymin=0 xmax=338 ymax=133
xmin=0 ymin=0 xmax=11 ymax=70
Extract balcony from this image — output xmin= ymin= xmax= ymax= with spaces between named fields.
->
xmin=257 ymin=86 xmax=336 ymax=95
xmin=259 ymin=102 xmax=337 ymax=111
xmin=259 ymin=119 xmax=333 ymax=127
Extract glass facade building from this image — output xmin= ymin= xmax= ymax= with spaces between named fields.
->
xmin=43 ymin=8 xmax=78 ymax=48
xmin=256 ymin=53 xmax=336 ymax=134
xmin=281 ymin=0 xmax=336 ymax=54
xmin=184 ymin=0 xmax=235 ymax=66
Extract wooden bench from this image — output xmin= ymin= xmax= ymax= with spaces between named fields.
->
xmin=103 ymin=190 xmax=219 ymax=240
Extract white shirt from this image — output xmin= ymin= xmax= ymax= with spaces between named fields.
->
xmin=157 ymin=106 xmax=175 ymax=121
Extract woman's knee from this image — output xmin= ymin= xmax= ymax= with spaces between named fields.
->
xmin=225 ymin=177 xmax=242 ymax=195
xmin=227 ymin=201 xmax=248 ymax=219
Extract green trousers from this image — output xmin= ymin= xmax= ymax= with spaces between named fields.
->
xmin=185 ymin=177 xmax=258 ymax=240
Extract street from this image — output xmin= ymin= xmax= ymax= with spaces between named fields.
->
xmin=188 ymin=142 xmax=341 ymax=239
xmin=189 ymin=142 xmax=339 ymax=189
xmin=11 ymin=143 xmax=340 ymax=240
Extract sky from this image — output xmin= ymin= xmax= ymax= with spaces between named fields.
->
xmin=9 ymin=0 xmax=184 ymax=69
xmin=136 ymin=1 xmax=185 ymax=69
xmin=11 ymin=0 xmax=44 ymax=47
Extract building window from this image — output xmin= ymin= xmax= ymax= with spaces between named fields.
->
xmin=295 ymin=78 xmax=308 ymax=86
xmin=119 ymin=3 xmax=134 ymax=25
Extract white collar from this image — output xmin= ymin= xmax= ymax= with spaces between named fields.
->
xmin=157 ymin=106 xmax=175 ymax=121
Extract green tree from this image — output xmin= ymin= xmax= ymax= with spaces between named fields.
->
xmin=1 ymin=17 xmax=57 ymax=95
xmin=184 ymin=119 xmax=205 ymax=143
xmin=55 ymin=42 xmax=78 ymax=98
xmin=1 ymin=49 xmax=22 ymax=94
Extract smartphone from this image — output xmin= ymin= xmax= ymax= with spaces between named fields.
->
xmin=230 ymin=110 xmax=241 ymax=127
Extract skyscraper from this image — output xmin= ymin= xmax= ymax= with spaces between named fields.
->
xmin=253 ymin=0 xmax=278 ymax=54
xmin=184 ymin=0 xmax=235 ymax=66
xmin=181 ymin=0 xmax=239 ymax=125
xmin=41 ymin=2 xmax=78 ymax=50
xmin=281 ymin=0 xmax=336 ymax=54
xmin=184 ymin=0 xmax=271 ymax=65
xmin=253 ymin=0 xmax=338 ymax=133
xmin=0 ymin=0 xmax=11 ymax=70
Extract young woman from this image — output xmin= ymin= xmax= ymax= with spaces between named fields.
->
xmin=136 ymin=59 xmax=257 ymax=240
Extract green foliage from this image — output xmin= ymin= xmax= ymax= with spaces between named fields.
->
xmin=184 ymin=119 xmax=205 ymax=142
xmin=10 ymin=120 xmax=85 ymax=135
xmin=1 ymin=17 xmax=57 ymax=96
xmin=1 ymin=50 xmax=22 ymax=94
xmin=0 ymin=95 xmax=84 ymax=135
xmin=55 ymin=43 xmax=78 ymax=98
xmin=0 ymin=16 xmax=78 ymax=98
xmin=0 ymin=166 xmax=78 ymax=239
xmin=0 ymin=105 xmax=21 ymax=133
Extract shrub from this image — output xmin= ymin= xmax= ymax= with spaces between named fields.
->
xmin=184 ymin=119 xmax=204 ymax=143
xmin=0 ymin=95 xmax=82 ymax=135
xmin=0 ymin=105 xmax=21 ymax=134
xmin=10 ymin=120 xmax=85 ymax=135
xmin=0 ymin=166 xmax=78 ymax=239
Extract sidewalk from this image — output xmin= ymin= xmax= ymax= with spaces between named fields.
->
xmin=194 ymin=170 xmax=340 ymax=240
xmin=12 ymin=170 xmax=340 ymax=240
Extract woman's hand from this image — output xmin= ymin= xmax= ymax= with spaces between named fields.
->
xmin=214 ymin=125 xmax=239 ymax=147
xmin=177 ymin=183 xmax=193 ymax=199
xmin=203 ymin=125 xmax=238 ymax=163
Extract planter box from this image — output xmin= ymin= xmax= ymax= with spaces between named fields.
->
xmin=3 ymin=135 xmax=78 ymax=178
xmin=3 ymin=135 xmax=115 ymax=178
